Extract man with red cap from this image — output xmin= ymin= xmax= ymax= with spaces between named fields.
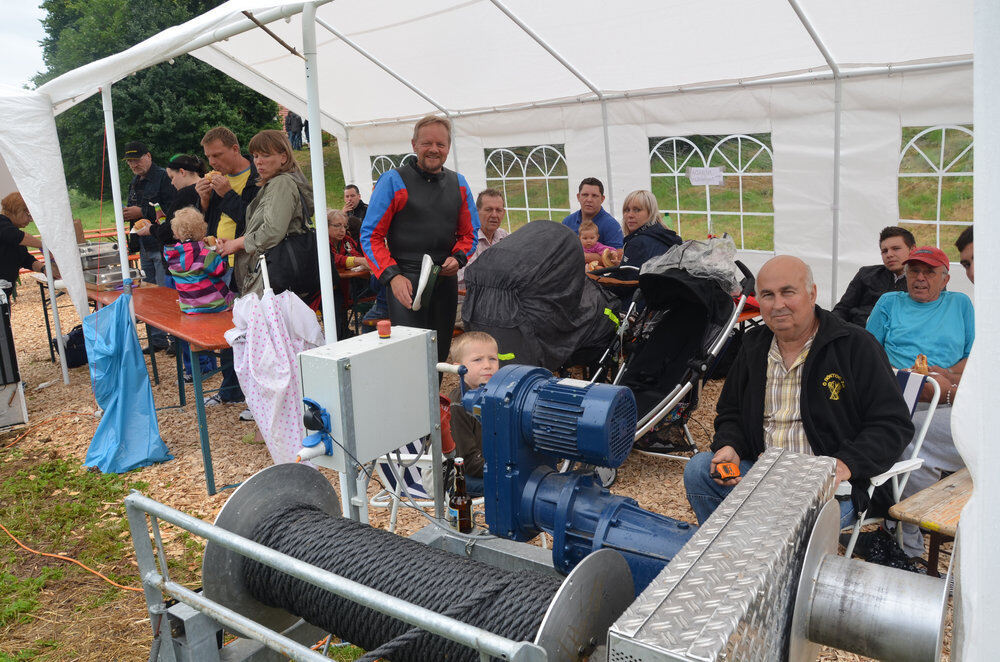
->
xmin=866 ymin=245 xmax=974 ymax=560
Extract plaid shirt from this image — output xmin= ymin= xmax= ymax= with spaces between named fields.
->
xmin=763 ymin=334 xmax=816 ymax=455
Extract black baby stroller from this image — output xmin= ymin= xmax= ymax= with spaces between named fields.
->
xmin=462 ymin=220 xmax=619 ymax=372
xmin=584 ymin=237 xmax=755 ymax=484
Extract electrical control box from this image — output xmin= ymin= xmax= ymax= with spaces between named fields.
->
xmin=298 ymin=326 xmax=437 ymax=473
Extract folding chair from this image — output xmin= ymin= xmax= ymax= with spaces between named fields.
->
xmin=840 ymin=369 xmax=941 ymax=558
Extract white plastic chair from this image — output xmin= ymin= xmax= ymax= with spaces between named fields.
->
xmin=840 ymin=369 xmax=940 ymax=557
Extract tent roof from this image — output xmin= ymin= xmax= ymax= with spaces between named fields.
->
xmin=39 ymin=0 xmax=972 ymax=130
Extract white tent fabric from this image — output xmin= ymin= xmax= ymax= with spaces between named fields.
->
xmin=1 ymin=1 xmax=990 ymax=655
xmin=0 ymin=85 xmax=88 ymax=317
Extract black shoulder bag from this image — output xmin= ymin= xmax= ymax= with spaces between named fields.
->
xmin=263 ymin=191 xmax=338 ymax=297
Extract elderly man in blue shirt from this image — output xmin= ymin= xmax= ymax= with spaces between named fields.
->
xmin=866 ymin=245 xmax=974 ymax=560
xmin=561 ymin=177 xmax=623 ymax=250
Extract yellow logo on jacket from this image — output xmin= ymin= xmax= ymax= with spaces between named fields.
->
xmin=822 ymin=373 xmax=845 ymax=401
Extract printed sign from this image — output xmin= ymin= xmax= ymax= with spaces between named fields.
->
xmin=687 ymin=166 xmax=724 ymax=186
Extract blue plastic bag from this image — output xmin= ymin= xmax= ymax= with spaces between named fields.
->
xmin=83 ymin=294 xmax=172 ymax=473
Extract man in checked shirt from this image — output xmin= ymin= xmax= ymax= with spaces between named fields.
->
xmin=683 ymin=256 xmax=913 ymax=528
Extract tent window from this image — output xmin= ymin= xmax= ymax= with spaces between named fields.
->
xmin=484 ymin=145 xmax=570 ymax=232
xmin=649 ymin=134 xmax=774 ymax=251
xmin=898 ymin=125 xmax=973 ymax=262
xmin=370 ymin=152 xmax=416 ymax=187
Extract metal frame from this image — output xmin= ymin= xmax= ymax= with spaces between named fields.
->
xmin=649 ymin=135 xmax=774 ymax=251
xmin=489 ymin=0 xmax=616 ymax=211
xmin=124 ymin=491 xmax=547 ymax=662
xmin=485 ymin=145 xmax=570 ymax=231
xmin=787 ymin=0 xmax=844 ymax=307
xmin=898 ymin=124 xmax=975 ymax=251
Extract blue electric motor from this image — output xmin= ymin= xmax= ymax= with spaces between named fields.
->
xmin=462 ymin=364 xmax=695 ymax=593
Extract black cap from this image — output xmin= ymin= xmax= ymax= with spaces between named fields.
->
xmin=122 ymin=141 xmax=149 ymax=160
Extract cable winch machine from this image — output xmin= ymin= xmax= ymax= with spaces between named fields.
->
xmin=126 ymin=326 xmax=952 ymax=661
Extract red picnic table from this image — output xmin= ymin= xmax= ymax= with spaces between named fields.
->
xmin=88 ymin=284 xmax=234 ymax=495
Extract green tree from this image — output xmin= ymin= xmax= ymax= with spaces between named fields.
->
xmin=35 ymin=0 xmax=279 ymax=197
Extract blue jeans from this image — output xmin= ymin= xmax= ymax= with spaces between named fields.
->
xmin=140 ymin=245 xmax=168 ymax=346
xmin=218 ymin=348 xmax=244 ymax=403
xmin=683 ymin=451 xmax=856 ymax=528
xmin=465 ymin=474 xmax=484 ymax=497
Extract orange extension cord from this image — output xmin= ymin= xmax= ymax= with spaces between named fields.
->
xmin=1 ymin=413 xmax=142 ymax=592
xmin=0 ymin=522 xmax=142 ymax=593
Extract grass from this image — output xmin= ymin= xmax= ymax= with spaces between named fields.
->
xmin=0 ymin=448 xmax=150 ymax=631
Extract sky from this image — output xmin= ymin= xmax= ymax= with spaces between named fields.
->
xmin=2 ymin=3 xmax=47 ymax=89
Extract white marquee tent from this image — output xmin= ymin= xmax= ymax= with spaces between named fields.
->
xmin=0 ymin=1 xmax=994 ymax=657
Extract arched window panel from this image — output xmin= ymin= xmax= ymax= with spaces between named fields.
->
xmin=485 ymin=144 xmax=569 ymax=232
xmin=370 ymin=152 xmax=416 ymax=188
xmin=650 ymin=134 xmax=773 ymax=251
xmin=898 ymin=125 xmax=973 ymax=261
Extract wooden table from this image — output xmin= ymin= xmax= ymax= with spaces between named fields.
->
xmin=889 ymin=467 xmax=972 ymax=576
xmin=87 ymin=284 xmax=234 ymax=495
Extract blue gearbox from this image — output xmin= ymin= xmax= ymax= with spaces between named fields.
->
xmin=461 ymin=364 xmax=695 ymax=594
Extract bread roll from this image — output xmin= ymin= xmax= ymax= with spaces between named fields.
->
xmin=204 ymin=235 xmax=216 ymax=247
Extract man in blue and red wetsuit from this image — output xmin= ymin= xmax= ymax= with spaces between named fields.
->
xmin=361 ymin=115 xmax=479 ymax=363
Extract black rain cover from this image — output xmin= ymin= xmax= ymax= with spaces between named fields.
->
xmin=462 ymin=221 xmax=616 ymax=371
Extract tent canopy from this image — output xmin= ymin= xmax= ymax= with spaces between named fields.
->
xmin=38 ymin=1 xmax=972 ymax=127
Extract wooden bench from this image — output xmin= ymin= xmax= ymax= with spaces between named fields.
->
xmin=889 ymin=467 xmax=972 ymax=577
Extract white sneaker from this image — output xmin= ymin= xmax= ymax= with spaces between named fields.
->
xmin=203 ymin=394 xmax=224 ymax=406
xmin=238 ymin=408 xmax=254 ymax=422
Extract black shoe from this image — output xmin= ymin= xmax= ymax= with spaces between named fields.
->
xmin=143 ymin=344 xmax=168 ymax=355
xmin=165 ymin=342 xmax=178 ymax=357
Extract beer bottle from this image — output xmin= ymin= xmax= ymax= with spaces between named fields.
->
xmin=449 ymin=457 xmax=473 ymax=533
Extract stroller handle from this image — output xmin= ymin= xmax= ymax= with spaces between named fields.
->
xmin=735 ymin=260 xmax=755 ymax=296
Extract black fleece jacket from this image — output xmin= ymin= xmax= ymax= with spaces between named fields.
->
xmin=832 ymin=264 xmax=907 ymax=327
xmin=712 ymin=306 xmax=914 ymax=512
xmin=203 ymin=158 xmax=260 ymax=239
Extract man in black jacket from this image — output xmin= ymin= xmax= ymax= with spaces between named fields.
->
xmin=195 ymin=126 xmax=260 ymax=411
xmin=683 ymin=256 xmax=913 ymax=528
xmin=832 ymin=226 xmax=914 ymax=326
xmin=123 ymin=141 xmax=177 ymax=351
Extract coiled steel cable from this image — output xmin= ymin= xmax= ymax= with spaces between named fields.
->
xmin=244 ymin=503 xmax=562 ymax=661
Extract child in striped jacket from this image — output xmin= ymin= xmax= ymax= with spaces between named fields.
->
xmin=163 ymin=207 xmax=234 ymax=314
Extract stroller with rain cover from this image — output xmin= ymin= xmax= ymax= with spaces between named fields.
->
xmin=583 ymin=237 xmax=755 ymax=485
xmin=461 ymin=220 xmax=619 ymax=373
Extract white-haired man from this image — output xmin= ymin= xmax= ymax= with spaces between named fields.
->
xmin=684 ymin=255 xmax=913 ymax=528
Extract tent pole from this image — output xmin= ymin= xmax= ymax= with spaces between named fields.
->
xmin=302 ymin=2 xmax=337 ymax=346
xmin=488 ymin=0 xmax=614 ymax=209
xmin=42 ymin=243 xmax=69 ymax=385
xmin=830 ymin=78 xmax=843 ymax=307
xmin=787 ymin=0 xmax=842 ymax=306
xmin=305 ymin=1 xmax=357 ymax=522
xmin=100 ymin=85 xmax=136 ymax=320
xmin=343 ymin=126 xmax=356 ymax=188
xmin=600 ymin=99 xmax=615 ymax=213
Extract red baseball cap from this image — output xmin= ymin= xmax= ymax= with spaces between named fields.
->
xmin=904 ymin=246 xmax=950 ymax=269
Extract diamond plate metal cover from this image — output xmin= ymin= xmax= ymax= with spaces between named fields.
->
xmin=608 ymin=447 xmax=835 ymax=662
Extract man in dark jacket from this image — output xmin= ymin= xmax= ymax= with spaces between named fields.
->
xmin=195 ymin=126 xmax=261 ymax=411
xmin=284 ymin=111 xmax=303 ymax=150
xmin=832 ymin=226 xmax=914 ymax=326
xmin=683 ymin=256 xmax=913 ymax=528
xmin=123 ymin=141 xmax=177 ymax=351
